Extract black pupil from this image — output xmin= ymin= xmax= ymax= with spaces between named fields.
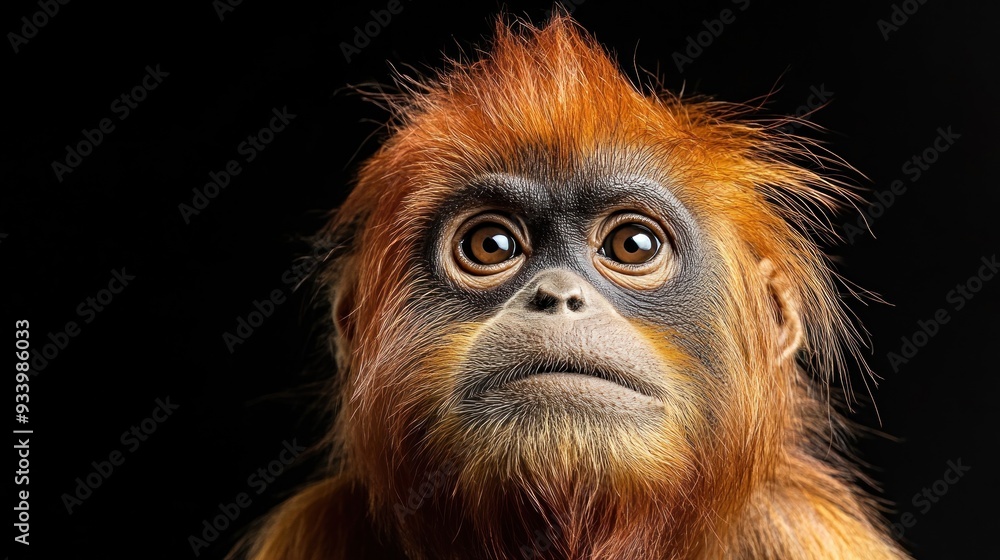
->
xmin=463 ymin=223 xmax=517 ymax=265
xmin=482 ymin=235 xmax=503 ymax=253
xmin=604 ymin=223 xmax=659 ymax=264
xmin=623 ymin=236 xmax=641 ymax=253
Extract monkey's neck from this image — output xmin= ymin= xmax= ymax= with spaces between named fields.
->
xmin=376 ymin=441 xmax=913 ymax=560
xmin=244 ymin=465 xmax=908 ymax=560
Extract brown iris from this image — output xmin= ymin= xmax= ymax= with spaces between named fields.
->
xmin=601 ymin=223 xmax=660 ymax=264
xmin=461 ymin=223 xmax=519 ymax=265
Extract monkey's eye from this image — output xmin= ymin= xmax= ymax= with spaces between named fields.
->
xmin=599 ymin=224 xmax=661 ymax=264
xmin=461 ymin=223 xmax=520 ymax=265
xmin=450 ymin=213 xmax=528 ymax=280
xmin=593 ymin=213 xmax=674 ymax=286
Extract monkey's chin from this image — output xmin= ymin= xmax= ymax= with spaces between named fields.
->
xmin=478 ymin=372 xmax=664 ymax=415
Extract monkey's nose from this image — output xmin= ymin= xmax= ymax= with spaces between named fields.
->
xmin=527 ymin=271 xmax=587 ymax=313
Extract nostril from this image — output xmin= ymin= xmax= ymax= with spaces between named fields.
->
xmin=528 ymin=285 xmax=586 ymax=313
xmin=529 ymin=292 xmax=559 ymax=311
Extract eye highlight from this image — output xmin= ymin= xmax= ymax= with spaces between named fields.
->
xmin=600 ymin=223 xmax=661 ymax=264
xmin=592 ymin=212 xmax=675 ymax=286
xmin=461 ymin=223 xmax=519 ymax=265
xmin=450 ymin=213 xmax=528 ymax=281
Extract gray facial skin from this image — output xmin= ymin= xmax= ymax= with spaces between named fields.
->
xmin=456 ymin=268 xmax=669 ymax=419
xmin=416 ymin=171 xmax=729 ymax=421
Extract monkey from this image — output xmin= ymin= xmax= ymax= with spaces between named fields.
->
xmin=234 ymin=15 xmax=912 ymax=560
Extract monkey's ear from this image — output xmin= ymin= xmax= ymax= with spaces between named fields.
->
xmin=759 ymin=258 xmax=805 ymax=362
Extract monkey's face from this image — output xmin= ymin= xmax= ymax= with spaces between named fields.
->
xmin=423 ymin=172 xmax=718 ymax=486
xmin=331 ymin=22 xmax=828 ymax=543
xmin=339 ymin=157 xmax=791 ymax=515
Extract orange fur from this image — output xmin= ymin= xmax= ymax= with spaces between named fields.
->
xmin=234 ymin=15 xmax=909 ymax=560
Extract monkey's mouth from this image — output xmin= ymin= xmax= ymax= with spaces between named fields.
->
xmin=463 ymin=358 xmax=663 ymax=405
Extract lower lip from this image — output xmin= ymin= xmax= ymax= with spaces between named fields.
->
xmin=483 ymin=372 xmax=663 ymax=412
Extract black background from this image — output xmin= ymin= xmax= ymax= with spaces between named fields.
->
xmin=4 ymin=1 xmax=998 ymax=558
